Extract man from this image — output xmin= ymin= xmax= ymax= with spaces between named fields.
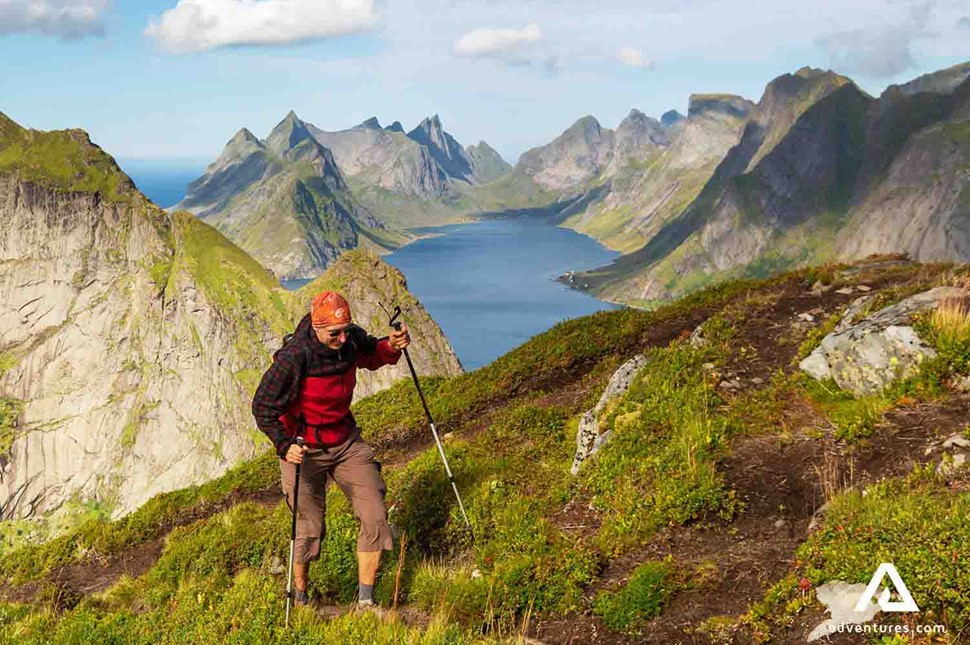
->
xmin=252 ymin=290 xmax=410 ymax=608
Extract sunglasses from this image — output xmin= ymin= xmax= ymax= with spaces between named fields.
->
xmin=323 ymin=327 xmax=350 ymax=339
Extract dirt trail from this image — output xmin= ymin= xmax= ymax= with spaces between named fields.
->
xmin=532 ymin=264 xmax=964 ymax=644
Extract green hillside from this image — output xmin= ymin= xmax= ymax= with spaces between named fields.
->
xmin=3 ymin=258 xmax=969 ymax=643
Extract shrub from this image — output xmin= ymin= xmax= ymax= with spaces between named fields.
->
xmin=594 ymin=559 xmax=676 ymax=634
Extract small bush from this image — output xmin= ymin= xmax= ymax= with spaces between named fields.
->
xmin=594 ymin=559 xmax=676 ymax=634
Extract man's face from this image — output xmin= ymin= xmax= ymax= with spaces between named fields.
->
xmin=314 ymin=323 xmax=351 ymax=350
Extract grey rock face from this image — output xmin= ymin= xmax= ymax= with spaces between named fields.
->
xmin=799 ymin=286 xmax=965 ymax=395
xmin=0 ymin=178 xmax=264 ymax=520
xmin=464 ymin=141 xmax=512 ymax=184
xmin=407 ymin=115 xmax=474 ymax=182
xmin=571 ymin=354 xmax=650 ymax=474
xmin=518 ymin=115 xmax=616 ymax=191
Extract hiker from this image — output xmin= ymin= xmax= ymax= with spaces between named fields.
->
xmin=252 ymin=291 xmax=410 ymax=609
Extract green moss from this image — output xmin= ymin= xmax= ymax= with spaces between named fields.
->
xmin=0 ymin=353 xmax=16 ymax=379
xmin=147 ymin=257 xmax=173 ymax=294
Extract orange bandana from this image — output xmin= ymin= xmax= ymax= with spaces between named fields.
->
xmin=311 ymin=291 xmax=352 ymax=327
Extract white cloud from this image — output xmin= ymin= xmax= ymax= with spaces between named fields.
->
xmin=816 ymin=2 xmax=933 ymax=78
xmin=453 ymin=24 xmax=543 ymax=59
xmin=617 ymin=46 xmax=653 ymax=69
xmin=145 ymin=0 xmax=379 ymax=53
xmin=0 ymin=0 xmax=106 ymax=39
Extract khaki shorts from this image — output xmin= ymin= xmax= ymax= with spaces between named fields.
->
xmin=280 ymin=430 xmax=393 ymax=563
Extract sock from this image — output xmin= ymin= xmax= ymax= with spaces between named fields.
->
xmin=358 ymin=582 xmax=374 ymax=604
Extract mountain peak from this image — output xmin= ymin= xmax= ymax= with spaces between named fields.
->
xmin=385 ymin=121 xmax=405 ymax=133
xmin=465 ymin=140 xmax=511 ymax=183
xmin=409 ymin=115 xmax=445 ymax=139
xmin=265 ymin=111 xmax=313 ymax=156
xmin=565 ymin=115 xmax=603 ymax=138
xmin=407 ymin=115 xmax=473 ymax=181
xmin=357 ymin=116 xmax=382 ymax=130
xmin=229 ymin=128 xmax=260 ymax=146
xmin=616 ymin=109 xmax=667 ymax=151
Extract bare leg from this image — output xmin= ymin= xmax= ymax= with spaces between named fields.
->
xmin=358 ymin=550 xmax=381 ymax=586
xmin=294 ymin=562 xmax=309 ymax=592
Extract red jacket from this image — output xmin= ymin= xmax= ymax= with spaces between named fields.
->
xmin=252 ymin=314 xmax=401 ymax=454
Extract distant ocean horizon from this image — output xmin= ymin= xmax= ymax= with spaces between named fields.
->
xmin=117 ymin=158 xmax=209 ymax=209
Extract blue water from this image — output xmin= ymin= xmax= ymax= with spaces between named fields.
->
xmin=117 ymin=159 xmax=208 ymax=209
xmin=382 ymin=219 xmax=621 ymax=370
xmin=123 ymin=162 xmax=622 ymax=370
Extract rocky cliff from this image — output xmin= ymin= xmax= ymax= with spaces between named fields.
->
xmin=560 ymin=97 xmax=753 ymax=252
xmin=575 ymin=64 xmax=970 ymax=306
xmin=0 ymin=113 xmax=462 ymax=527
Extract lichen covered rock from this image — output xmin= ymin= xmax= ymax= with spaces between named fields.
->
xmin=571 ymin=354 xmax=650 ymax=474
xmin=800 ymin=286 xmax=964 ymax=395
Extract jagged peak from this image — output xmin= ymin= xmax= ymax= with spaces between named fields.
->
xmin=265 ymin=110 xmax=313 ymax=155
xmin=409 ymin=114 xmax=445 ymax=139
xmin=357 ymin=116 xmax=382 ymax=130
xmin=618 ymin=108 xmax=660 ymax=130
xmin=228 ymin=128 xmax=260 ymax=146
xmin=385 ymin=121 xmax=405 ymax=133
xmin=468 ymin=140 xmax=499 ymax=153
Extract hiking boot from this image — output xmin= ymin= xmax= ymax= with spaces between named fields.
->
xmin=352 ymin=599 xmax=386 ymax=618
xmin=293 ymin=589 xmax=312 ymax=607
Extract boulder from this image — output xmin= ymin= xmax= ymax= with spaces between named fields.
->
xmin=799 ymin=286 xmax=965 ymax=395
xmin=571 ymin=354 xmax=650 ymax=474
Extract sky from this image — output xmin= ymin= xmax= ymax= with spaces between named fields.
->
xmin=0 ymin=0 xmax=969 ymax=165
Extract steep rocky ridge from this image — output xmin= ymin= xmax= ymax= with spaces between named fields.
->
xmin=0 ymin=114 xmax=461 ymax=529
xmin=306 ymin=115 xmax=513 ymax=228
xmin=560 ymin=96 xmax=753 ymax=252
xmin=176 ymin=112 xmax=405 ymax=280
xmin=575 ymin=64 xmax=970 ymax=306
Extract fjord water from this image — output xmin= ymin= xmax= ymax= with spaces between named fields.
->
xmin=382 ymin=218 xmax=621 ymax=370
xmin=127 ymin=165 xmax=620 ymax=370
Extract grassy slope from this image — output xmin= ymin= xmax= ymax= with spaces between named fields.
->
xmin=0 ymin=113 xmax=134 ymax=204
xmin=4 ymin=260 xmax=969 ymax=643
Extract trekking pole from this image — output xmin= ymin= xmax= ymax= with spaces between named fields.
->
xmin=384 ymin=304 xmax=473 ymax=537
xmin=285 ymin=436 xmax=305 ymax=628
